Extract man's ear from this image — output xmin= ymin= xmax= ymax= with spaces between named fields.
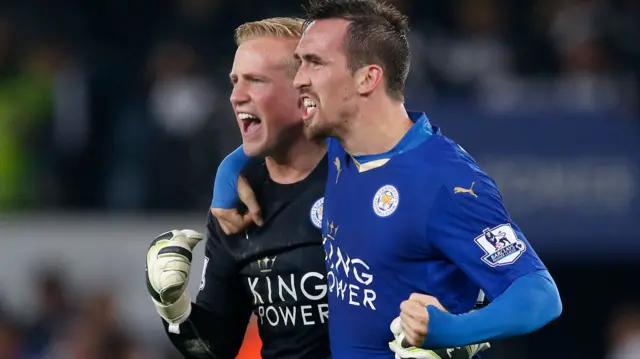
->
xmin=354 ymin=64 xmax=383 ymax=96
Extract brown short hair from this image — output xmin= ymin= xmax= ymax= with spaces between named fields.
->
xmin=304 ymin=0 xmax=410 ymax=101
xmin=234 ymin=17 xmax=305 ymax=45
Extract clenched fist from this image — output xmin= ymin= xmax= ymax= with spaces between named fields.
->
xmin=399 ymin=293 xmax=446 ymax=347
xmin=146 ymin=229 xmax=203 ymax=326
xmin=390 ymin=294 xmax=490 ymax=359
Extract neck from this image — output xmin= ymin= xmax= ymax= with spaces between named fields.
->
xmin=265 ymin=137 xmax=327 ymax=184
xmin=339 ymin=95 xmax=413 ymax=156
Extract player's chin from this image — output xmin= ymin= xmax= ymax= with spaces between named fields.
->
xmin=242 ymin=135 xmax=269 ymax=157
xmin=302 ymin=118 xmax=327 ymax=141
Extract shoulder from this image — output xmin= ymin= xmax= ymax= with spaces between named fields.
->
xmin=208 ymin=157 xmax=268 ymax=211
xmin=205 ymin=209 xmax=241 ymax=246
xmin=425 ymin=134 xmax=483 ymax=175
xmin=204 ymin=209 xmax=249 ymax=265
xmin=205 ymin=209 xmax=227 ymax=244
xmin=422 ymin=134 xmax=502 ymax=204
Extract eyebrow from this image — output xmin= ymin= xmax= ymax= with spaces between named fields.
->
xmin=229 ymin=72 xmax=268 ymax=82
xmin=294 ymin=52 xmax=324 ymax=64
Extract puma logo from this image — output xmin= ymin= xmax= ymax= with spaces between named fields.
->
xmin=334 ymin=157 xmax=342 ymax=184
xmin=454 ymin=182 xmax=478 ymax=198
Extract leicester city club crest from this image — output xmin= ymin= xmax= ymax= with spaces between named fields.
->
xmin=373 ymin=185 xmax=399 ymax=217
xmin=310 ymin=197 xmax=324 ymax=229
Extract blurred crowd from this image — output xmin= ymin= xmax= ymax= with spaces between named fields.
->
xmin=1 ymin=0 xmax=639 ymax=358
xmin=1 ymin=0 xmax=638 ymax=213
xmin=0 ymin=265 xmax=178 ymax=359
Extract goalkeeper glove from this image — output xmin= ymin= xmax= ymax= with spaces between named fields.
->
xmin=146 ymin=229 xmax=203 ymax=332
xmin=388 ymin=317 xmax=490 ymax=359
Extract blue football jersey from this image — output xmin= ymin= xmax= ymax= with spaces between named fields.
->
xmin=321 ymin=112 xmax=546 ymax=359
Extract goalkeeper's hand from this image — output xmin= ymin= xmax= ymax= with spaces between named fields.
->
xmin=146 ymin=229 xmax=203 ymax=327
xmin=388 ymin=317 xmax=490 ymax=359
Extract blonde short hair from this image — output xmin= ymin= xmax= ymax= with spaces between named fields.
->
xmin=234 ymin=17 xmax=305 ymax=45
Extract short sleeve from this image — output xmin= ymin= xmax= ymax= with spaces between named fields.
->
xmin=426 ymin=175 xmax=546 ymax=300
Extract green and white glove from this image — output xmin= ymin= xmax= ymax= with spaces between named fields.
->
xmin=388 ymin=317 xmax=490 ymax=359
xmin=146 ymin=229 xmax=203 ymax=333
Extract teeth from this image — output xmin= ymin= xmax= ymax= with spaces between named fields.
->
xmin=303 ymin=98 xmax=316 ymax=108
xmin=238 ymin=113 xmax=258 ymax=120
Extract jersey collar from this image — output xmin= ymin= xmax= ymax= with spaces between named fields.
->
xmin=352 ymin=111 xmax=433 ymax=172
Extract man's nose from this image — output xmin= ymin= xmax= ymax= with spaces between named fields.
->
xmin=293 ymin=66 xmax=311 ymax=90
xmin=230 ymin=82 xmax=249 ymax=105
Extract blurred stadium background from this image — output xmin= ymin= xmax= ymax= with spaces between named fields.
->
xmin=0 ymin=0 xmax=638 ymax=358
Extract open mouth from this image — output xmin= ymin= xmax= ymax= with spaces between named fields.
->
xmin=302 ymin=97 xmax=317 ymax=121
xmin=238 ymin=113 xmax=262 ymax=136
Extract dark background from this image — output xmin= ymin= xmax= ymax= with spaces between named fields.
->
xmin=0 ymin=0 xmax=638 ymax=358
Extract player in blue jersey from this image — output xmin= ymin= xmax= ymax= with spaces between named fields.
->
xmin=211 ymin=0 xmax=562 ymax=358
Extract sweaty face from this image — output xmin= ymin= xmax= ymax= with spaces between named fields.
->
xmin=230 ymin=37 xmax=303 ymax=157
xmin=294 ymin=19 xmax=359 ymax=140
